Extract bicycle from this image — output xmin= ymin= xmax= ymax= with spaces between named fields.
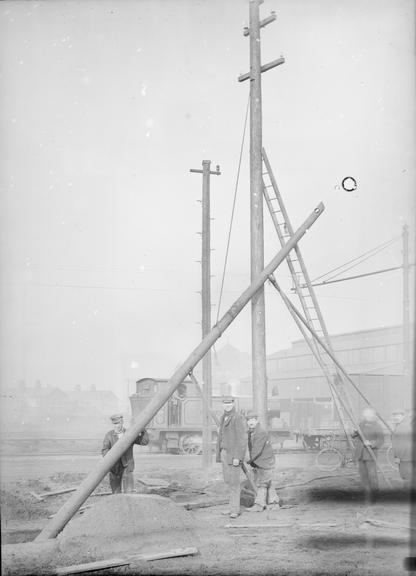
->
xmin=315 ymin=433 xmax=355 ymax=472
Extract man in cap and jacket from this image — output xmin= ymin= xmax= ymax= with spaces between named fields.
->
xmin=352 ymin=408 xmax=384 ymax=503
xmin=392 ymin=409 xmax=415 ymax=489
xmin=216 ymin=396 xmax=247 ymax=518
xmin=245 ymin=410 xmax=279 ymax=512
xmin=102 ymin=413 xmax=149 ymax=494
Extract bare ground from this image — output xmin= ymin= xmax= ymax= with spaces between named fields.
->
xmin=0 ymin=453 xmax=413 ymax=576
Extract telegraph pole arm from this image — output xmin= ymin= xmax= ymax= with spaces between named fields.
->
xmin=243 ymin=10 xmax=276 ymax=36
xmin=190 ymin=166 xmax=221 ymax=176
xmin=238 ymin=58 xmax=285 ymax=83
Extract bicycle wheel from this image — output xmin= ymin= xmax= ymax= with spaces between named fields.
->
xmin=315 ymin=448 xmax=343 ymax=472
xmin=386 ymin=445 xmax=399 ymax=470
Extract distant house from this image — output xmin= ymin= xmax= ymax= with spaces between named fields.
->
xmin=66 ymin=388 xmax=120 ymax=419
xmin=0 ymin=383 xmax=119 ymax=438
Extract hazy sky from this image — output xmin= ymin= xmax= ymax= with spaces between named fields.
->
xmin=0 ymin=0 xmax=414 ymax=398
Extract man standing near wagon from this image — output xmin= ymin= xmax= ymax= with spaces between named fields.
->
xmin=352 ymin=408 xmax=384 ymax=504
xmin=102 ymin=413 xmax=149 ymax=494
xmin=216 ymin=396 xmax=247 ymax=518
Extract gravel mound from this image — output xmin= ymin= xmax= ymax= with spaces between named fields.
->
xmin=1 ymin=540 xmax=59 ymax=576
xmin=58 ymin=493 xmax=198 ymax=564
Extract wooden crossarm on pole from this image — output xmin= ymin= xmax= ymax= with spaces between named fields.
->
xmin=238 ymin=57 xmax=285 ymax=82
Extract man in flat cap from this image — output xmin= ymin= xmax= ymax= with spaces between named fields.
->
xmin=102 ymin=413 xmax=149 ymax=494
xmin=352 ymin=407 xmax=384 ymax=504
xmin=216 ymin=396 xmax=247 ymax=518
xmin=245 ymin=410 xmax=279 ymax=512
xmin=392 ymin=409 xmax=416 ymax=489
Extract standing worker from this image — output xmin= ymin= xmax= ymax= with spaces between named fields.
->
xmin=245 ymin=410 xmax=279 ymax=512
xmin=352 ymin=408 xmax=385 ymax=504
xmin=216 ymin=396 xmax=247 ymax=518
xmin=102 ymin=413 xmax=149 ymax=494
xmin=392 ymin=409 xmax=415 ymax=489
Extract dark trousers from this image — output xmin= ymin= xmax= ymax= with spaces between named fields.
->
xmin=109 ymin=460 xmax=134 ymax=494
xmin=399 ymin=461 xmax=414 ymax=488
xmin=358 ymin=459 xmax=378 ymax=501
xmin=221 ymin=449 xmax=241 ymax=514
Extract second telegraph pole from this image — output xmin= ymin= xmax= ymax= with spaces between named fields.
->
xmin=190 ymin=160 xmax=221 ymax=468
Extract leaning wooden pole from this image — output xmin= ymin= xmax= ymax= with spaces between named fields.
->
xmin=268 ymin=276 xmax=393 ymax=487
xmin=35 ymin=203 xmax=324 ymax=541
xmin=268 ymin=274 xmax=393 ymax=434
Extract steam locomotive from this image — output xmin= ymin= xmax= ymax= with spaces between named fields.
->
xmin=129 ymin=377 xmax=290 ymax=454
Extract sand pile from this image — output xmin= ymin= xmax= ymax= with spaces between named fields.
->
xmin=1 ymin=540 xmax=59 ymax=576
xmin=57 ymin=493 xmax=199 ymax=564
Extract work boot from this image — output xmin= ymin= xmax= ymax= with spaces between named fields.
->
xmin=221 ymin=510 xmax=231 ymax=516
xmin=247 ymin=504 xmax=265 ymax=512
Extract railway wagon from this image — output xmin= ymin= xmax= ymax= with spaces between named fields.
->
xmin=129 ymin=377 xmax=289 ymax=454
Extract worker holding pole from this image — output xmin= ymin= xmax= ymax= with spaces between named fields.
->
xmin=245 ymin=410 xmax=279 ymax=512
xmin=352 ymin=408 xmax=385 ymax=504
xmin=101 ymin=414 xmax=149 ymax=494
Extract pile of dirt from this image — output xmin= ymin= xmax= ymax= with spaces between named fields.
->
xmin=2 ymin=540 xmax=59 ymax=576
xmin=57 ymin=493 xmax=199 ymax=565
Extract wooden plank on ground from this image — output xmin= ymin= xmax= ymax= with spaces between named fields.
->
xmin=129 ymin=547 xmax=198 ymax=561
xmin=29 ymin=491 xmax=44 ymax=501
xmin=225 ymin=522 xmax=339 ymax=529
xmin=55 ymin=558 xmax=130 ymax=575
xmin=183 ymin=498 xmax=228 ymax=510
xmin=225 ymin=523 xmax=294 ymax=529
xmin=364 ymin=518 xmax=416 ymax=532
xmin=38 ymin=488 xmax=77 ymax=499
xmin=91 ymin=491 xmax=113 ymax=497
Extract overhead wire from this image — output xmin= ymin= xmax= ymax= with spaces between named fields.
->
xmin=310 ymin=235 xmax=401 ymax=284
xmin=215 ymin=94 xmax=250 ymax=324
xmin=323 ymin=241 xmax=400 ymax=283
xmin=212 ymin=94 xmax=250 ymax=367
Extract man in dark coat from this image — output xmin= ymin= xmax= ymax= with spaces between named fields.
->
xmin=392 ymin=409 xmax=415 ymax=488
xmin=102 ymin=413 xmax=149 ymax=494
xmin=216 ymin=396 xmax=247 ymax=518
xmin=245 ymin=410 xmax=279 ymax=512
xmin=352 ymin=408 xmax=385 ymax=503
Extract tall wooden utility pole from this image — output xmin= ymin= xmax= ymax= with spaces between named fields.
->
xmin=402 ymin=223 xmax=410 ymax=388
xmin=190 ymin=160 xmax=221 ymax=468
xmin=239 ymin=0 xmax=284 ymax=427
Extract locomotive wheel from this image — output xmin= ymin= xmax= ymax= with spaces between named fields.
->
xmin=179 ymin=434 xmax=202 ymax=455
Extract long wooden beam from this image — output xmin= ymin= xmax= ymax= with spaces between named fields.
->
xmin=35 ymin=202 xmax=324 ymax=541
